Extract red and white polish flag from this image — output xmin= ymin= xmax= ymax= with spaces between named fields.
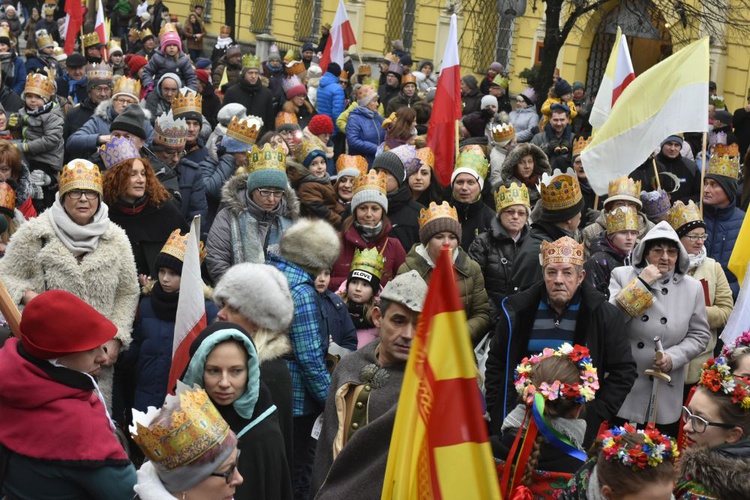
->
xmin=319 ymin=0 xmax=357 ymax=73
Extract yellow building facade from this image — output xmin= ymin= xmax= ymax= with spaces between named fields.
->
xmin=171 ymin=0 xmax=750 ymax=110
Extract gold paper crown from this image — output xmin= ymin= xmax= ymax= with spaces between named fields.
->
xmin=384 ymin=52 xmax=399 ymax=64
xmin=572 ymin=136 xmax=592 ymax=157
xmin=130 ymin=384 xmax=229 ymax=471
xmin=666 ymin=200 xmax=702 ymax=232
xmin=335 ymin=154 xmax=368 ymax=177
xmin=153 ymin=111 xmax=188 ymax=149
xmin=53 ymin=45 xmax=66 ymax=60
xmin=113 ymin=76 xmax=141 ymax=98
xmin=605 ymin=206 xmax=639 ymax=234
xmin=491 ymin=123 xmax=515 ymax=143
xmin=35 ymin=29 xmax=54 ymax=49
xmin=353 ymin=170 xmax=387 ymax=197
xmin=81 ymin=31 xmax=103 ymax=49
xmin=59 ymin=159 xmax=103 ymax=196
xmin=0 ymin=181 xmax=15 ymax=213
xmin=100 ymin=136 xmax=141 ymax=170
xmin=540 ymin=236 xmax=584 ymax=267
xmin=416 ymin=147 xmax=434 ymax=169
xmin=454 ymin=150 xmax=489 ymax=180
xmin=107 ymin=38 xmax=123 ymax=54
xmin=42 ymin=2 xmax=55 ymax=15
xmin=607 ymin=176 xmax=641 ymax=200
xmin=171 ymin=87 xmax=203 ymax=117
xmin=539 ymin=168 xmax=583 ymax=211
xmin=286 ymin=60 xmax=306 ymax=76
xmin=247 ymin=143 xmax=287 ymax=173
xmin=295 ymin=139 xmax=326 ymax=164
xmin=140 ymin=28 xmax=154 ymax=41
xmin=283 ymin=49 xmax=296 ymax=63
xmin=128 ymin=27 xmax=141 ymax=38
xmin=350 ymin=248 xmax=385 ymax=280
xmin=87 ymin=62 xmax=113 ymax=82
xmin=159 ymin=23 xmax=178 ymax=38
xmin=275 ymin=112 xmax=298 ymax=128
xmin=159 ymin=228 xmax=207 ymax=263
xmin=707 ymin=143 xmax=740 ymax=180
xmin=226 ymin=115 xmax=262 ymax=145
xmin=495 ymin=182 xmax=530 ymax=212
xmin=0 ymin=26 xmax=9 ymax=41
xmin=24 ymin=72 xmax=55 ymax=101
xmin=418 ymin=201 xmax=459 ymax=229
xmin=402 ymin=73 xmax=417 ymax=86
xmin=242 ymin=53 xmax=260 ymax=69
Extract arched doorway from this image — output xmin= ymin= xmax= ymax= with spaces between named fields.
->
xmin=586 ymin=0 xmax=672 ymax=94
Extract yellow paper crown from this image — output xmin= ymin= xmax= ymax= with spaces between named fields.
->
xmin=454 ymin=150 xmax=489 ymax=180
xmin=242 ymin=53 xmax=260 ymax=69
xmin=607 ymin=176 xmax=641 ymax=200
xmin=491 ymin=123 xmax=515 ymax=144
xmin=159 ymin=23 xmax=178 ymax=38
xmin=0 ymin=26 xmax=10 ymax=41
xmin=42 ymin=2 xmax=55 ymax=15
xmin=35 ymin=29 xmax=54 ymax=49
xmin=335 ymin=154 xmax=368 ymax=178
xmin=81 ymin=31 xmax=103 ymax=49
xmin=416 ymin=147 xmax=434 ymax=169
xmin=140 ymin=28 xmax=154 ymax=41
xmin=572 ymin=136 xmax=592 ymax=157
xmin=113 ymin=76 xmax=141 ymax=98
xmin=286 ymin=60 xmax=306 ymax=76
xmin=0 ymin=181 xmax=15 ymax=213
xmin=540 ymin=236 xmax=584 ymax=267
xmin=401 ymin=73 xmax=417 ymax=86
xmin=153 ymin=111 xmax=188 ymax=149
xmin=130 ymin=384 xmax=229 ymax=471
xmin=295 ymin=139 xmax=326 ymax=164
xmin=87 ymin=62 xmax=113 ymax=82
xmin=247 ymin=143 xmax=287 ymax=173
xmin=226 ymin=115 xmax=263 ymax=145
xmin=59 ymin=159 xmax=103 ymax=196
xmin=129 ymin=27 xmax=141 ymax=38
xmin=605 ymin=206 xmax=639 ymax=234
xmin=539 ymin=168 xmax=583 ymax=211
xmin=666 ymin=200 xmax=703 ymax=232
xmin=275 ymin=112 xmax=298 ymax=128
xmin=350 ymin=248 xmax=385 ymax=281
xmin=353 ymin=170 xmax=387 ymax=198
xmin=495 ymin=182 xmax=530 ymax=212
xmin=707 ymin=143 xmax=740 ymax=180
xmin=418 ymin=201 xmax=459 ymax=229
xmin=171 ymin=87 xmax=203 ymax=117
xmin=24 ymin=72 xmax=55 ymax=101
xmin=159 ymin=228 xmax=207 ymax=262
xmin=107 ymin=38 xmax=123 ymax=54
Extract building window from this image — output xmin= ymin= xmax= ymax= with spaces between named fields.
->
xmin=295 ymin=0 xmax=322 ymax=43
xmin=385 ymin=0 xmax=416 ymax=52
xmin=251 ymin=0 xmax=274 ymax=34
xmin=472 ymin=2 xmax=513 ymax=73
xmin=191 ymin=0 xmax=212 ymax=22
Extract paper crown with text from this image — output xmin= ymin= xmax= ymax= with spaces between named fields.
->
xmin=159 ymin=229 xmax=207 ymax=263
xmin=246 ymin=143 xmax=287 ymax=173
xmin=418 ymin=201 xmax=459 ymax=229
xmin=226 ymin=115 xmax=263 ymax=146
xmin=539 ymin=168 xmax=583 ymax=211
xmin=495 ymin=182 xmax=530 ymax=212
xmin=353 ymin=170 xmax=387 ymax=198
xmin=350 ymin=247 xmax=385 ymax=280
xmin=605 ymin=206 xmax=639 ymax=234
xmin=707 ymin=143 xmax=740 ymax=180
xmin=539 ymin=236 xmax=584 ymax=267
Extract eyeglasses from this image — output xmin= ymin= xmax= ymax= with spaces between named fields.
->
xmin=113 ymin=97 xmax=136 ymax=105
xmin=67 ymin=190 xmax=99 ymax=200
xmin=210 ymin=450 xmax=240 ymax=484
xmin=92 ymin=85 xmax=112 ymax=93
xmin=649 ymin=246 xmax=679 ymax=257
xmin=502 ymin=209 xmax=528 ymax=217
xmin=681 ymin=406 xmax=735 ymax=434
xmin=684 ymin=234 xmax=708 ymax=242
xmin=257 ymin=189 xmax=285 ymax=199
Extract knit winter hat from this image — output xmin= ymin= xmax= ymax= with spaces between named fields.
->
xmin=572 ymin=81 xmax=585 ymax=91
xmin=279 ymin=218 xmax=341 ymax=274
xmin=195 ymin=69 xmax=211 ymax=86
xmin=418 ymin=201 xmax=462 ymax=246
xmin=351 ymin=170 xmax=388 ymax=213
xmin=481 ymin=95 xmax=497 ymax=110
xmin=160 ymin=31 xmax=182 ymax=52
xmin=326 ymin=62 xmax=341 ymax=78
xmin=213 ymin=263 xmax=294 ymax=332
xmin=125 ymin=54 xmax=148 ymax=75
xmin=705 ymin=172 xmax=738 ymax=203
xmin=379 ymin=270 xmax=427 ymax=313
xmin=246 ymin=168 xmax=288 ymax=193
xmin=373 ymin=151 xmax=406 ymax=188
xmin=489 ymin=62 xmax=504 ymax=74
xmin=110 ymin=104 xmax=147 ymax=140
xmin=308 ymin=114 xmax=334 ymax=135
xmin=461 ymin=75 xmax=478 ymax=91
xmin=217 ymin=103 xmax=247 ymax=126
xmin=554 ymin=78 xmax=572 ymax=97
xmin=660 ymin=135 xmax=683 ymax=147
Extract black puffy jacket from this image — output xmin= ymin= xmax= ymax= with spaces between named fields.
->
xmin=451 ymin=195 xmax=496 ymax=252
xmin=583 ymin=233 xmax=629 ymax=299
xmin=386 ymin=184 xmax=424 ymax=253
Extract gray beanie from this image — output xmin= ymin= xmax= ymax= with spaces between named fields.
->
xmin=351 ymin=185 xmax=388 ymax=213
xmin=373 ymin=151 xmax=405 ymax=188
xmin=213 ymin=263 xmax=294 ymax=332
xmin=462 ymin=75 xmax=478 ymax=91
xmin=379 ymin=270 xmax=427 ymax=312
xmin=110 ymin=104 xmax=147 ymax=140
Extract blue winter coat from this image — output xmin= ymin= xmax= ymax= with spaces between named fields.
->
xmin=704 ymin=203 xmax=745 ymax=298
xmin=316 ymin=72 xmax=345 ymax=135
xmin=6 ymin=54 xmax=26 ymax=96
xmin=345 ymin=106 xmax=385 ymax=166
xmin=175 ymin=157 xmax=209 ymax=234
xmin=318 ymin=290 xmax=358 ymax=351
xmin=131 ymin=296 xmax=218 ymax=411
xmin=141 ymin=50 xmax=198 ymax=91
xmin=200 ymin=153 xmax=237 ymax=227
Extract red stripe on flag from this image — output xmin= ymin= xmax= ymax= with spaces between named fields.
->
xmin=427 ymin=377 xmax=490 ymax=447
xmin=427 ymin=65 xmax=461 ymax=187
xmin=341 ymin=20 xmax=356 ymax=49
xmin=319 ymin=35 xmax=333 ymax=74
xmin=612 ymin=72 xmax=635 ymax=105
xmin=167 ymin=314 xmax=207 ymax=393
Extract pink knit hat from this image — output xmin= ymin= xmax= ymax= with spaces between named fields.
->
xmin=161 ymin=32 xmax=182 ymax=52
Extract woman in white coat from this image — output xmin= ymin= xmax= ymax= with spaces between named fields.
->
xmin=608 ymin=220 xmax=710 ymax=435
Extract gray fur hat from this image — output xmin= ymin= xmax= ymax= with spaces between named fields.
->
xmin=279 ymin=218 xmax=341 ymax=273
xmin=213 ymin=263 xmax=294 ymax=332
xmin=380 ymin=270 xmax=427 ymax=312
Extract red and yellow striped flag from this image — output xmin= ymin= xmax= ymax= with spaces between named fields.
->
xmin=382 ymin=245 xmax=501 ymax=499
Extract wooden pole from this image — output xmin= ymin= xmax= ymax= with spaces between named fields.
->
xmin=0 ymin=280 xmax=20 ymax=337
xmin=699 ymin=131 xmax=708 ymax=217
xmin=652 ymin=157 xmax=662 ymax=191
xmin=593 ymin=195 xmax=599 ymax=210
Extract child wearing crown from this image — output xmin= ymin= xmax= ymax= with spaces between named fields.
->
xmin=141 ymin=24 xmax=198 ymax=94
xmin=289 ymin=138 xmax=345 ymax=228
xmin=335 ymin=248 xmax=384 ymax=349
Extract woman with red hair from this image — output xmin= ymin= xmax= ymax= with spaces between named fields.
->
xmin=0 ymin=139 xmax=37 ymax=219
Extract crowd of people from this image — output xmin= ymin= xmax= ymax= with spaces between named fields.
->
xmin=0 ymin=1 xmax=748 ymax=499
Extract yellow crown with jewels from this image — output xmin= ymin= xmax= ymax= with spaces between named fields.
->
xmin=416 ymin=147 xmax=434 ymax=169
xmin=113 ymin=76 xmax=141 ymax=99
xmin=130 ymin=384 xmax=229 ymax=471
xmin=159 ymin=228 xmax=207 ymax=262
xmin=539 ymin=168 xmax=583 ymax=211
xmin=99 ymin=136 xmax=141 ymax=170
xmin=159 ymin=23 xmax=178 ymax=38
xmin=350 ymin=247 xmax=385 ymax=280
xmin=666 ymin=200 xmax=703 ymax=233
xmin=242 ymin=53 xmax=260 ymax=69
xmin=495 ymin=182 xmax=530 ymax=212
xmin=353 ymin=170 xmax=387 ymax=197
xmin=608 ymin=175 xmax=641 ymax=200
xmin=454 ymin=150 xmax=489 ymax=180
xmin=59 ymin=159 xmax=103 ymax=196
xmin=87 ymin=62 xmax=113 ymax=82
xmin=491 ymin=123 xmax=515 ymax=144
xmin=540 ymin=236 xmax=584 ymax=267
xmin=140 ymin=28 xmax=154 ymax=41
xmin=418 ymin=201 xmax=458 ymax=229
xmin=295 ymin=139 xmax=326 ymax=164
xmin=171 ymin=87 xmax=202 ymax=116
xmin=35 ymin=29 xmax=54 ymax=49
xmin=226 ymin=115 xmax=263 ymax=145
xmin=23 ymin=72 xmax=55 ymax=101
xmin=81 ymin=31 xmax=103 ymax=49
xmin=707 ymin=143 xmax=740 ymax=180
xmin=605 ymin=206 xmax=639 ymax=234
xmin=335 ymin=154 xmax=368 ymax=178
xmin=247 ymin=143 xmax=287 ymax=173
xmin=572 ymin=136 xmax=592 ymax=157
xmin=42 ymin=2 xmax=56 ymax=15
xmin=153 ymin=111 xmax=188 ymax=149
xmin=0 ymin=181 xmax=16 ymax=214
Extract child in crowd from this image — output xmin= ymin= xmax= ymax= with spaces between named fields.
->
xmin=129 ymin=229 xmax=218 ymax=411
xmin=291 ymin=139 xmax=345 ymax=228
xmin=539 ymin=78 xmax=578 ymax=129
xmin=314 ymin=267 xmax=358 ymax=368
xmin=724 ymin=331 xmax=750 ymax=376
xmin=141 ymin=24 xmax=197 ymax=93
xmin=337 ymin=248 xmax=382 ymax=349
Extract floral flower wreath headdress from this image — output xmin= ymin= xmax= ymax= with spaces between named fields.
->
xmin=600 ymin=424 xmax=678 ymax=470
xmin=699 ymin=357 xmax=750 ymax=410
xmin=514 ymin=343 xmax=599 ymax=405
xmin=722 ymin=331 xmax=750 ymax=357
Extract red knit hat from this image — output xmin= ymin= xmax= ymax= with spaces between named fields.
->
xmin=308 ymin=114 xmax=334 ymax=135
xmin=20 ymin=290 xmax=117 ymax=359
xmin=125 ymin=54 xmax=148 ymax=76
xmin=195 ymin=69 xmax=211 ymax=86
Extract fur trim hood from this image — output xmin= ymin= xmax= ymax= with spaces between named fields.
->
xmin=94 ymin=99 xmax=153 ymax=121
xmin=253 ymin=329 xmax=292 ymax=363
xmin=500 ymin=142 xmax=551 ymax=183
xmin=220 ymin=172 xmax=300 ymax=219
xmin=631 ymin=220 xmax=689 ymax=273
xmin=279 ymin=218 xmax=341 ymax=273
xmin=678 ymin=441 xmax=750 ymax=499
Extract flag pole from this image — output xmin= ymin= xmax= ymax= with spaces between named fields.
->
xmin=594 ymin=195 xmax=599 ymax=210
xmin=652 ymin=158 xmax=661 ymax=190
xmin=699 ymin=131 xmax=707 ymax=217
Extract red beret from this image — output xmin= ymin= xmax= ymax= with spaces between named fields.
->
xmin=125 ymin=54 xmax=148 ymax=76
xmin=195 ymin=69 xmax=211 ymax=86
xmin=308 ymin=114 xmax=334 ymax=136
xmin=20 ymin=290 xmax=117 ymax=359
